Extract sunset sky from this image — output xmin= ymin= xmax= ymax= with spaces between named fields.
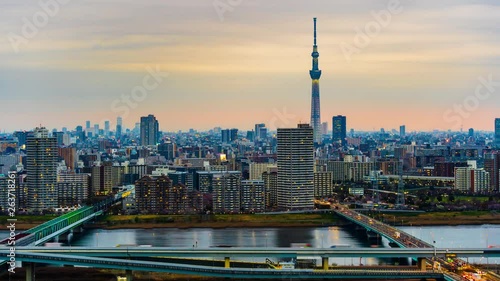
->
xmin=1 ymin=0 xmax=499 ymax=133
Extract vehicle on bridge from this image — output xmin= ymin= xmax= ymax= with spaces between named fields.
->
xmin=290 ymin=243 xmax=312 ymax=248
xmin=330 ymin=244 xmax=351 ymax=248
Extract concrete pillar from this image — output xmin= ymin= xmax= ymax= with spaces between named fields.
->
xmin=25 ymin=262 xmax=35 ymax=281
xmin=322 ymin=257 xmax=329 ymax=270
xmin=126 ymin=270 xmax=133 ymax=281
xmin=417 ymin=258 xmax=426 ymax=271
xmin=224 ymin=257 xmax=230 ymax=268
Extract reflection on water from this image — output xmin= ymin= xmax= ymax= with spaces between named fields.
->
xmin=67 ymin=226 xmax=386 ymax=266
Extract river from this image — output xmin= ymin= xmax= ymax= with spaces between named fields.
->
xmin=2 ymin=225 xmax=499 ymax=265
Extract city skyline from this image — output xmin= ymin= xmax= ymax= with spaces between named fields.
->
xmin=1 ymin=0 xmax=499 ymax=132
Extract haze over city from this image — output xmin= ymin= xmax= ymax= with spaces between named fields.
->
xmin=1 ymin=0 xmax=500 ymax=132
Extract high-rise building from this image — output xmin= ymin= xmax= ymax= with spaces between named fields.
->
xmin=321 ymin=122 xmax=328 ymax=136
xmin=314 ymin=171 xmax=333 ymax=198
xmin=212 ymin=171 xmax=241 ymax=214
xmin=85 ymin=121 xmax=91 ymax=130
xmin=140 ymin=114 xmax=159 ymax=146
xmin=230 ymin=128 xmax=238 ymax=142
xmin=91 ymin=163 xmax=123 ymax=195
xmin=254 ymin=123 xmax=265 ymax=140
xmin=94 ymin=124 xmax=99 ymax=136
xmin=309 ymin=18 xmax=322 ymax=144
xmin=104 ymin=120 xmax=110 ymax=137
xmin=221 ymin=129 xmax=230 ymax=143
xmin=249 ymin=163 xmax=276 ymax=180
xmin=75 ymin=126 xmax=84 ymax=142
xmin=58 ymin=147 xmax=77 ymax=170
xmin=158 ymin=142 xmax=176 ymax=161
xmin=262 ymin=169 xmax=278 ymax=209
xmin=277 ymin=124 xmax=314 ymax=210
xmin=258 ymin=127 xmax=267 ymax=140
xmin=468 ymin=128 xmax=474 ymax=138
xmin=484 ymin=152 xmax=500 ymax=192
xmin=400 ymin=125 xmax=406 ymax=137
xmin=135 ymin=175 xmax=172 ymax=214
xmin=495 ymin=118 xmax=500 ymax=146
xmin=332 ymin=115 xmax=347 ymax=145
xmin=14 ymin=131 xmax=32 ymax=147
xmin=246 ymin=130 xmax=255 ymax=142
xmin=26 ymin=127 xmax=58 ymax=211
xmin=116 ymin=117 xmax=123 ymax=139
xmin=57 ymin=172 xmax=90 ymax=206
xmin=221 ymin=129 xmax=238 ymax=143
xmin=241 ymin=180 xmax=265 ymax=213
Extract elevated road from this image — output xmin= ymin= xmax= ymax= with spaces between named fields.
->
xmin=7 ymin=247 xmax=500 ymax=259
xmin=0 ymin=251 xmax=445 ymax=279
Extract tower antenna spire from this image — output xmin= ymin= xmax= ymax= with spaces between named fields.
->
xmin=313 ymin=17 xmax=317 ymax=46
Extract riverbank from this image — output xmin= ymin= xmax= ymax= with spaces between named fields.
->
xmin=0 ymin=213 xmax=340 ymax=230
xmin=378 ymin=211 xmax=500 ymax=226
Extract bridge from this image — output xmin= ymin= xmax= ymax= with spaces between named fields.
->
xmin=9 ymin=246 xmax=500 ymax=259
xmin=0 ymin=250 xmax=447 ymax=280
xmin=0 ymin=187 xmax=132 ymax=247
xmin=331 ymin=205 xmax=489 ymax=281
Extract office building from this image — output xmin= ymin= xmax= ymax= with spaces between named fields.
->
xmin=26 ymin=127 xmax=58 ymax=211
xmin=321 ymin=122 xmax=328 ymax=136
xmin=400 ymin=125 xmax=406 ymax=137
xmin=116 ymin=117 xmax=123 ymax=139
xmin=94 ymin=124 xmax=99 ymax=136
xmin=332 ymin=115 xmax=347 ymax=145
xmin=277 ymin=124 xmax=314 ymax=209
xmin=254 ymin=123 xmax=265 ymax=140
xmin=496 ymin=118 xmax=500 ymax=146
xmin=104 ymin=120 xmax=110 ymax=137
xmin=140 ymin=114 xmax=159 ymax=146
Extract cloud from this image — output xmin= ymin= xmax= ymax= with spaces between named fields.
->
xmin=0 ymin=0 xmax=499 ymax=131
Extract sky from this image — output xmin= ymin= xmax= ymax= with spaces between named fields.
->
xmin=0 ymin=0 xmax=499 ymax=133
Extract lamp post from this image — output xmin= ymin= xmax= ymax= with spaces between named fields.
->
xmin=433 ymin=240 xmax=436 ymax=259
